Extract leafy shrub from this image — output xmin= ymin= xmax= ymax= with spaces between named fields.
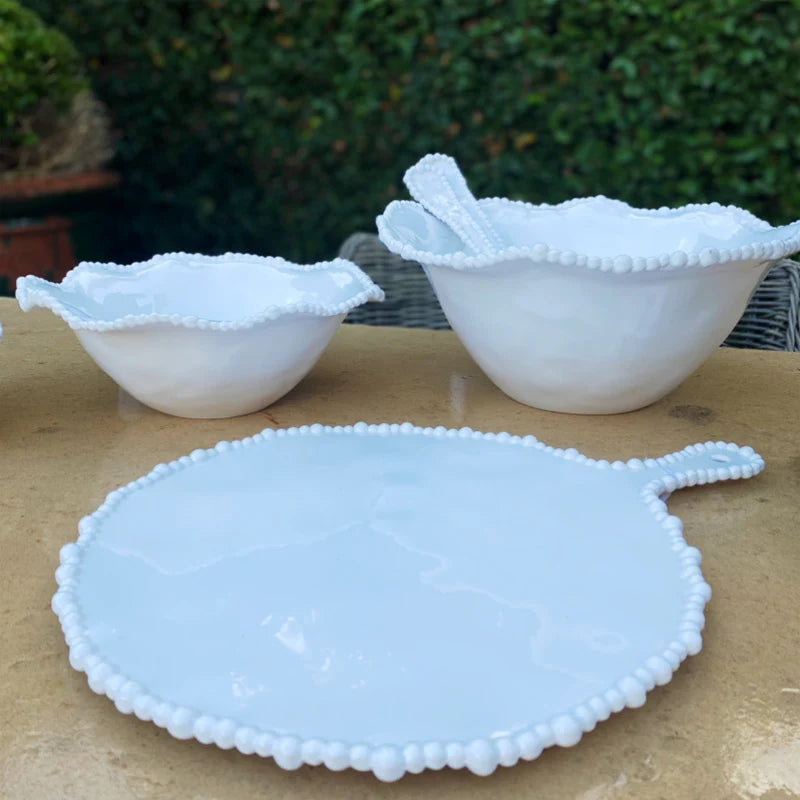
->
xmin=24 ymin=0 xmax=800 ymax=262
xmin=0 ymin=0 xmax=87 ymax=172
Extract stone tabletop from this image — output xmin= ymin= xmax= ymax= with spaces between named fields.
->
xmin=1 ymin=298 xmax=798 ymax=799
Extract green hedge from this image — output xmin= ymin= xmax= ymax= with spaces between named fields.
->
xmin=0 ymin=0 xmax=85 ymax=165
xmin=24 ymin=0 xmax=800 ymax=263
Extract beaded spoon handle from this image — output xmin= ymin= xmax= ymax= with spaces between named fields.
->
xmin=403 ymin=153 xmax=505 ymax=256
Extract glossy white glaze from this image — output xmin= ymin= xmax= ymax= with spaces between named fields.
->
xmin=52 ymin=422 xmax=764 ymax=780
xmin=377 ymin=155 xmax=799 ymax=413
xmin=16 ymin=253 xmax=384 ymax=417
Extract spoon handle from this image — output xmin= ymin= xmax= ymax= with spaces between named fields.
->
xmin=403 ymin=154 xmax=505 ymax=255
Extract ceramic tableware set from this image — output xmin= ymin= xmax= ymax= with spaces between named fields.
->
xmin=16 ymin=154 xmax=785 ymax=780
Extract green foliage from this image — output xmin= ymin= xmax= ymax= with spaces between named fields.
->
xmin=0 ymin=0 xmax=86 ymax=156
xmin=23 ymin=0 xmax=800 ymax=261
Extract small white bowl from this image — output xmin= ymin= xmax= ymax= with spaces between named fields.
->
xmin=16 ymin=252 xmax=384 ymax=418
xmin=378 ymin=193 xmax=800 ymax=414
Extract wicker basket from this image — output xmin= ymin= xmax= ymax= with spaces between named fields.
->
xmin=339 ymin=232 xmax=800 ymax=352
xmin=339 ymin=233 xmax=448 ymax=330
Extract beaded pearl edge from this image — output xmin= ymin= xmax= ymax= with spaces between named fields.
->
xmin=16 ymin=253 xmax=385 ymax=332
xmin=377 ymin=191 xmax=800 ymax=274
xmin=52 ymin=422 xmax=764 ymax=782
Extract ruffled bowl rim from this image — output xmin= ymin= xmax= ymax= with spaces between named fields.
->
xmin=15 ymin=252 xmax=385 ymax=332
xmin=376 ymin=195 xmax=800 ymax=274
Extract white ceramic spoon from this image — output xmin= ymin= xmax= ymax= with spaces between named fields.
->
xmin=403 ymin=153 xmax=505 ymax=256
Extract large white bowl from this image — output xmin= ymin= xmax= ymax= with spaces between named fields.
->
xmin=377 ymin=195 xmax=800 ymax=414
xmin=16 ymin=252 xmax=384 ymax=418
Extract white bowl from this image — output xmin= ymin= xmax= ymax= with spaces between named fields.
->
xmin=377 ymin=195 xmax=800 ymax=413
xmin=16 ymin=252 xmax=384 ymax=418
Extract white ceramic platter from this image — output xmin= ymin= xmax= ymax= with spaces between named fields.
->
xmin=53 ymin=423 xmax=765 ymax=781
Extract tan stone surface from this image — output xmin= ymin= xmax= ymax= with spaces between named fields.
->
xmin=1 ymin=298 xmax=798 ymax=799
